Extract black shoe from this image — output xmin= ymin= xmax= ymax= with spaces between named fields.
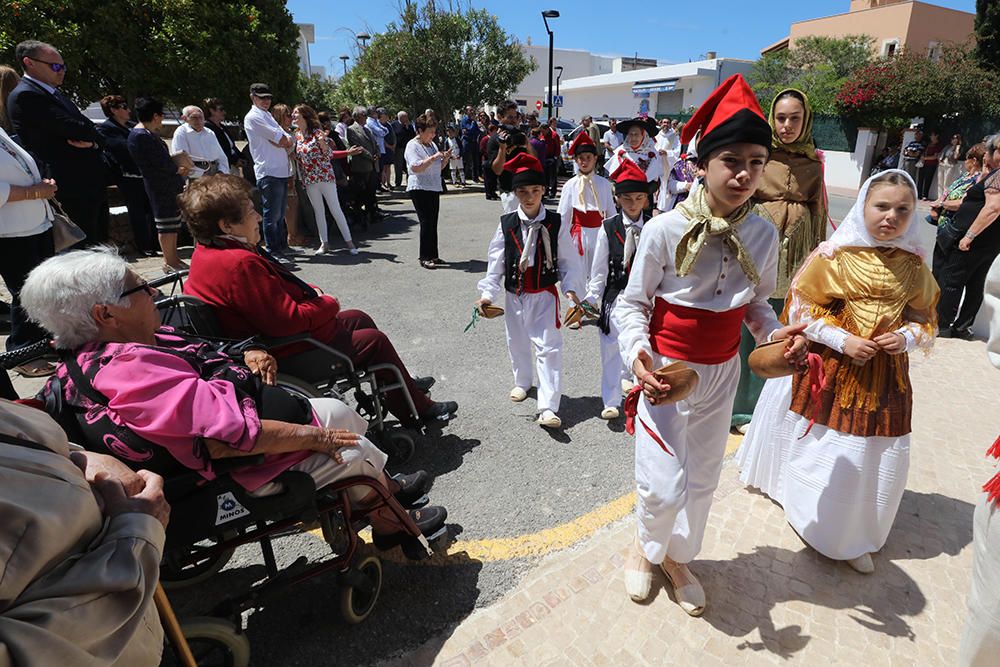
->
xmin=937 ymin=327 xmax=954 ymax=339
xmin=391 ymin=471 xmax=432 ymax=508
xmin=413 ymin=376 xmax=435 ymax=392
xmin=372 ymin=506 xmax=448 ymax=559
xmin=421 ymin=400 xmax=457 ymax=424
xmin=952 ymin=327 xmax=975 ymax=341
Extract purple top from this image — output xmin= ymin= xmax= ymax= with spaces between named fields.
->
xmin=57 ymin=329 xmax=313 ymax=491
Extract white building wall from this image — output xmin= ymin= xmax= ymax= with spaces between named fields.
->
xmin=513 ymin=45 xmax=616 ymax=112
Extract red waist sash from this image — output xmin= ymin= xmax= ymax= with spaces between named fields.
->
xmin=571 ymin=209 xmax=604 ymax=255
xmin=649 ymin=298 xmax=747 ymax=365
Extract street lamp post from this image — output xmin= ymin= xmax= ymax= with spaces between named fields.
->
xmin=339 ymin=55 xmax=349 ymax=76
xmin=356 ymin=32 xmax=371 ymax=50
xmin=554 ymin=65 xmax=564 ymax=119
xmin=541 ymin=10 xmax=559 ymax=120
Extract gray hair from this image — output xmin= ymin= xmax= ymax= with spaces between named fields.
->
xmin=181 ymin=105 xmax=203 ymax=119
xmin=985 ymin=134 xmax=1000 ymax=154
xmin=352 ymin=105 xmax=367 ymax=118
xmin=20 ymin=247 xmax=132 ymax=349
xmin=397 ymin=110 xmax=408 ymax=121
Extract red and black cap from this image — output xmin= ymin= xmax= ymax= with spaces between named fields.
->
xmin=503 ymin=152 xmax=546 ymax=188
xmin=568 ymin=131 xmax=598 ymax=157
xmin=681 ymin=74 xmax=770 ymax=161
xmin=610 ymin=160 xmax=650 ymax=195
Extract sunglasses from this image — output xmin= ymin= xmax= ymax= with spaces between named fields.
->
xmin=120 ymin=281 xmax=156 ymax=299
xmin=29 ymin=57 xmax=67 ymax=73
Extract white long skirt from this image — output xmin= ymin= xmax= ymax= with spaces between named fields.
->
xmin=782 ymin=416 xmax=910 ymax=561
xmin=735 ymin=375 xmax=794 ymax=503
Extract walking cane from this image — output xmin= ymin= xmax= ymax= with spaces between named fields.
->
xmin=154 ymin=583 xmax=198 ymax=667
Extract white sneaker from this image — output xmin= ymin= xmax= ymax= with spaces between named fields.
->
xmin=737 ymin=422 xmax=751 ymax=435
xmin=537 ymin=410 xmax=561 ymax=428
xmin=601 ymin=407 xmax=620 ymax=420
xmin=349 ymin=247 xmax=360 ymax=255
xmin=846 ymin=553 xmax=875 ymax=574
xmin=621 ymin=378 xmax=635 ymax=393
xmin=314 ymin=244 xmax=330 ymax=255
xmin=509 ymin=387 xmax=528 ymax=402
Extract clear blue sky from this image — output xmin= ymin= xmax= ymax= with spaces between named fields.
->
xmin=287 ymin=0 xmax=976 ymax=76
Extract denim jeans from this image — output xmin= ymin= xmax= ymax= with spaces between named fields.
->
xmin=258 ymin=175 xmax=289 ymax=253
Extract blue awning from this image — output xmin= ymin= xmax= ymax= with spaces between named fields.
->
xmin=631 ymin=79 xmax=677 ymax=94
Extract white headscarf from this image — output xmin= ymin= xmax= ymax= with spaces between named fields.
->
xmin=816 ymin=168 xmax=927 ymax=260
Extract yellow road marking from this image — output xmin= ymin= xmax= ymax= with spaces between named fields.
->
xmin=311 ymin=432 xmax=746 ymax=565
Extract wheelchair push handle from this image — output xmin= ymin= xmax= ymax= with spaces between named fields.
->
xmin=147 ymin=270 xmax=189 ymax=291
xmin=0 ymin=338 xmax=54 ymax=371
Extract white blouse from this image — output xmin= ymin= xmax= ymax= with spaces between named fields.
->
xmin=0 ymin=128 xmax=51 ymax=238
xmin=614 ymin=208 xmax=781 ymax=367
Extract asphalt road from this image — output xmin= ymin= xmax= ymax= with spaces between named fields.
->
xmin=160 ymin=183 xmax=883 ymax=666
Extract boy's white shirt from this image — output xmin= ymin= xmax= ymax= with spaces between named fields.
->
xmin=614 ymin=208 xmax=782 ymax=368
xmin=586 ymin=210 xmax=646 ymax=304
xmin=477 ymin=205 xmax=585 ymax=303
xmin=556 ymin=171 xmax=616 ymax=222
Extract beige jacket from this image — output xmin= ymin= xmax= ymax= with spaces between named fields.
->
xmin=0 ymin=399 xmax=165 ymax=666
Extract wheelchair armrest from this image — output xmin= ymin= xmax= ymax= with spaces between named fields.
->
xmin=263 ymin=335 xmax=357 ymax=375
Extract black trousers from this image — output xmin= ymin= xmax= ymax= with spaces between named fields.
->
xmin=483 ymin=165 xmax=498 ymax=199
xmin=0 ymin=229 xmax=54 ymax=351
xmin=119 ymin=177 xmax=155 ymax=251
xmin=349 ymin=170 xmax=378 ymax=222
xmin=463 ymin=141 xmax=481 ymax=181
xmin=394 ymin=151 xmax=408 ymax=188
xmin=59 ymin=193 xmax=109 ymax=247
xmin=410 ymin=189 xmax=440 ymax=260
xmin=936 ymin=225 xmax=1000 ymax=331
xmin=917 ymin=163 xmax=939 ymax=199
xmin=544 ymin=160 xmax=558 ymax=197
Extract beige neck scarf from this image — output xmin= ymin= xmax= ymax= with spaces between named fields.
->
xmin=519 ymin=220 xmax=553 ymax=272
xmin=675 ymin=186 xmax=760 ymax=285
xmin=576 ymin=171 xmax=602 ymax=213
xmin=623 ymin=215 xmax=644 ymax=269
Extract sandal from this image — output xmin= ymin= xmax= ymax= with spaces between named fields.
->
xmin=14 ymin=359 xmax=57 ymax=378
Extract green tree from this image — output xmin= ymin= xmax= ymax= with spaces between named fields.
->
xmin=332 ymin=2 xmax=533 ymax=117
xmin=296 ymin=71 xmax=340 ymax=112
xmin=749 ymin=35 xmax=874 ymax=114
xmin=836 ymin=46 xmax=1000 ymax=128
xmin=0 ymin=1 xmax=300 ymax=117
xmin=975 ymin=0 xmax=1000 ymax=73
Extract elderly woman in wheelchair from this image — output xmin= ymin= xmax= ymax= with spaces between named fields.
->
xmin=20 ymin=248 xmax=447 ymax=557
xmin=176 ymin=173 xmax=458 ymax=428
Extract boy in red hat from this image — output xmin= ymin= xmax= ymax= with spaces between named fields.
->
xmin=583 ymin=159 xmax=650 ymax=420
xmin=557 ymin=132 xmax=615 ymax=302
xmin=476 ymin=153 xmax=584 ymax=429
xmin=615 ymin=74 xmax=809 ymax=613
xmin=605 ymin=116 xmax=663 ymax=212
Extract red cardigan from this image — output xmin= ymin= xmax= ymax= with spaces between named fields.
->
xmin=183 ymin=240 xmax=341 ymax=353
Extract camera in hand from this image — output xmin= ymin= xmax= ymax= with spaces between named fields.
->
xmin=501 ymin=124 xmax=527 ymax=147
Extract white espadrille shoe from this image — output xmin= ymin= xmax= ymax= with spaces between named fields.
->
xmin=660 ymin=557 xmax=706 ymax=616
xmin=600 ymin=407 xmax=620 ymax=420
xmin=625 ymin=534 xmax=655 ymax=602
xmin=536 ymin=410 xmax=561 ymax=429
xmin=846 ymin=553 xmax=875 ymax=574
xmin=509 ymin=387 xmax=528 ymax=402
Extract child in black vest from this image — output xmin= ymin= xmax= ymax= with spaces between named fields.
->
xmin=583 ymin=160 xmax=652 ymax=420
xmin=476 ymin=153 xmax=584 ymax=429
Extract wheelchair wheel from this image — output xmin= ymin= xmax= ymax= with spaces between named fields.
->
xmin=163 ymin=617 xmax=250 ymax=667
xmin=381 ymin=429 xmax=415 ymax=466
xmin=339 ymin=554 xmax=382 ymax=624
xmin=275 ymin=373 xmax=324 ymax=400
xmin=160 ymin=541 xmax=235 ymax=590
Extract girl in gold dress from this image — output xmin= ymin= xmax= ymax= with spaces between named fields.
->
xmin=739 ymin=170 xmax=938 ymax=573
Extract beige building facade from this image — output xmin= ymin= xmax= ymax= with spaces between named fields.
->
xmin=763 ymin=0 xmax=975 ymax=58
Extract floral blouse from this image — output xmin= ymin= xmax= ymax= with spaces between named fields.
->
xmin=295 ymin=128 xmax=350 ymax=185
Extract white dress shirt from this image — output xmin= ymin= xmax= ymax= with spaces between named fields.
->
xmin=243 ymin=105 xmax=291 ymax=180
xmin=602 ymin=129 xmax=623 ymax=160
xmin=477 ymin=205 xmax=584 ymax=303
xmin=171 ymin=124 xmax=230 ymax=178
xmin=556 ymin=172 xmax=615 ymax=220
xmin=614 ymin=209 xmax=781 ymax=367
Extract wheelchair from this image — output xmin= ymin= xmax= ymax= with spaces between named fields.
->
xmin=149 ymin=271 xmax=422 ymax=465
xmin=1 ymin=337 xmax=442 ymax=667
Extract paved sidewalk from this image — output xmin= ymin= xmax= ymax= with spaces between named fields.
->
xmin=392 ymin=337 xmax=999 ymax=666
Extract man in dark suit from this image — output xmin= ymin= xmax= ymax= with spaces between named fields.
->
xmin=203 ymin=97 xmax=243 ymax=172
xmin=7 ymin=40 xmax=108 ymax=245
xmin=390 ymin=110 xmax=416 ymax=189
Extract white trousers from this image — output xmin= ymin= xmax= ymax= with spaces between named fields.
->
xmin=450 ymin=163 xmax=465 ymax=184
xmin=504 ymin=289 xmax=562 ymax=412
xmin=960 ymin=491 xmax=1000 ymax=666
xmin=635 ymin=355 xmax=739 ymax=564
xmin=252 ymin=398 xmax=386 ymax=502
xmin=574 ymin=224 xmax=601 ymax=286
xmin=500 ymin=191 xmax=519 ymax=214
xmin=599 ymin=297 xmax=627 ymax=409
xmin=304 ymin=180 xmax=353 ymax=246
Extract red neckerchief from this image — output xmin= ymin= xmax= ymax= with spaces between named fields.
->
xmin=984 ymin=435 xmax=1000 ymax=504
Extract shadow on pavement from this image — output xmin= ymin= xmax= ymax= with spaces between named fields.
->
xmin=695 ymin=488 xmax=973 ymax=659
xmin=404 ymin=431 xmax=482 ymax=479
xmin=558 ymin=394 xmax=605 ymax=430
xmin=431 ymin=258 xmax=488 ymax=274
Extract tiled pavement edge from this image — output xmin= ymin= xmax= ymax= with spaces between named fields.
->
xmin=389 ymin=338 xmax=999 ymax=667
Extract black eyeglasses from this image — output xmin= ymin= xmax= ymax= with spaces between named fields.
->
xmin=28 ymin=57 xmax=66 ymax=73
xmin=120 ymin=281 xmax=156 ymax=299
